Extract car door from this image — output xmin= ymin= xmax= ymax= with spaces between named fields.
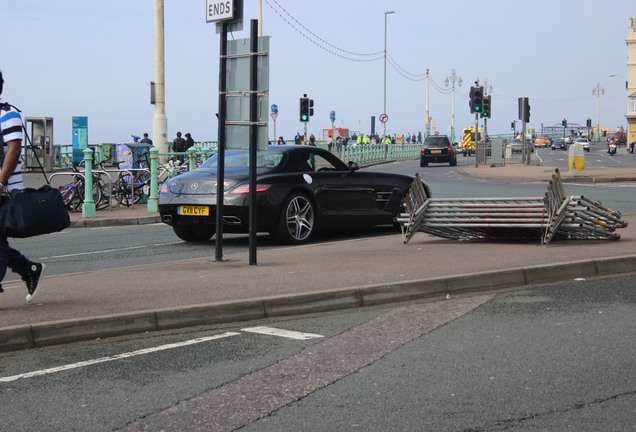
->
xmin=297 ymin=151 xmax=377 ymax=228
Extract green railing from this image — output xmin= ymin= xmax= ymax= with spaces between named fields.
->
xmin=72 ymin=142 xmax=421 ymax=217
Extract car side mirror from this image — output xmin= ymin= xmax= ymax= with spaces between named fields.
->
xmin=348 ymin=161 xmax=360 ymax=171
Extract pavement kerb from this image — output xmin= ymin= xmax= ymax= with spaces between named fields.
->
xmin=69 ymin=215 xmax=162 ymax=228
xmin=2 ymin=254 xmax=635 ymax=353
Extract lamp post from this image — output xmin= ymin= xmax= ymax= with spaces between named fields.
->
xmin=445 ymin=69 xmax=462 ymax=144
xmin=383 ymin=10 xmax=395 ymax=140
xmin=592 ymin=81 xmax=605 ymax=141
xmin=609 ymin=73 xmax=628 ymax=89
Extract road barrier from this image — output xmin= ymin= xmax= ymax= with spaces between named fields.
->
xmin=397 ymin=169 xmax=628 ymax=246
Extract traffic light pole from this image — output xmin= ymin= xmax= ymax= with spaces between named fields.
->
xmin=474 ymin=113 xmax=479 ymax=168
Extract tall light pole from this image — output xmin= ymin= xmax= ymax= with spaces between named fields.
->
xmin=153 ymin=0 xmax=168 ymax=158
xmin=592 ymin=81 xmax=605 ymax=141
xmin=383 ymin=10 xmax=395 ymax=140
xmin=445 ymin=69 xmax=462 ymax=144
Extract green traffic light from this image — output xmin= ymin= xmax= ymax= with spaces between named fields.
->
xmin=301 ymin=115 xmax=308 ymax=121
xmin=475 ymin=106 xmax=481 ymax=111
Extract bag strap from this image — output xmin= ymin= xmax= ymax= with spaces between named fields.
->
xmin=0 ymin=102 xmax=49 ymax=185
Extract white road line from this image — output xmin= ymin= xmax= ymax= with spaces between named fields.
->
xmin=242 ymin=326 xmax=324 ymax=340
xmin=39 ymin=241 xmax=183 ymax=259
xmin=0 ymin=332 xmax=240 ymax=383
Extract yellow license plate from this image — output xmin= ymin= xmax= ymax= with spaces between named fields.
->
xmin=178 ymin=205 xmax=210 ymax=216
xmin=431 ymin=149 xmax=442 ymax=154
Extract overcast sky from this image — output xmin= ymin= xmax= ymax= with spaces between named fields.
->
xmin=1 ymin=0 xmax=633 ymax=145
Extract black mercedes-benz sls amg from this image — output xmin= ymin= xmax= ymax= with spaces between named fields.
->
xmin=159 ymin=145 xmax=431 ymax=244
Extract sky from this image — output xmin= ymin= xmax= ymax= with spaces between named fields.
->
xmin=1 ymin=0 xmax=633 ymax=145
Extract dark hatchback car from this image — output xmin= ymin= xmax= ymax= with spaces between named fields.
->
xmin=420 ymin=135 xmax=457 ymax=167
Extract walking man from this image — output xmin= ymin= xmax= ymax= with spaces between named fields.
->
xmin=0 ymin=70 xmax=44 ymax=301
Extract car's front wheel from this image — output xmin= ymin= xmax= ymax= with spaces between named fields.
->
xmin=270 ymin=192 xmax=315 ymax=244
xmin=173 ymin=226 xmax=215 ymax=242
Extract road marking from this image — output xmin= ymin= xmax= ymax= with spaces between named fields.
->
xmin=242 ymin=326 xmax=324 ymax=340
xmin=0 ymin=332 xmax=240 ymax=383
xmin=38 ymin=242 xmax=183 ymax=259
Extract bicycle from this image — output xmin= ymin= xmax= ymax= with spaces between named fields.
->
xmin=110 ymin=161 xmax=151 ymax=207
xmin=57 ymin=163 xmax=109 ymax=212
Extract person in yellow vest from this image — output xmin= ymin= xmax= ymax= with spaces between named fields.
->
xmin=357 ymin=133 xmax=368 ymax=145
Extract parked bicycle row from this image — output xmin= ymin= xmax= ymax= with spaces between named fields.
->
xmin=50 ymin=150 xmax=199 ymax=213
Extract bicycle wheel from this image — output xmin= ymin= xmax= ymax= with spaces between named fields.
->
xmin=95 ymin=178 xmax=112 ymax=210
xmin=132 ymin=171 xmax=151 ymax=204
xmin=78 ymin=179 xmax=102 ymax=208
xmin=113 ymin=174 xmax=133 ymax=207
xmin=58 ymin=184 xmax=81 ymax=212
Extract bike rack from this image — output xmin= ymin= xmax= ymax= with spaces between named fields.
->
xmin=397 ymin=169 xmax=628 ymax=246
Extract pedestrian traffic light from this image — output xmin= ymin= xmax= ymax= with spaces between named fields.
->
xmin=562 ymin=119 xmax=567 ymax=128
xmin=481 ymin=95 xmax=491 ymax=119
xmin=469 ymin=86 xmax=483 ymax=114
xmin=518 ymin=97 xmax=530 ymax=123
xmin=300 ymin=97 xmax=309 ymax=122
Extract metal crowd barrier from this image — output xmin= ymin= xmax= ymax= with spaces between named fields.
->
xmin=397 ymin=169 xmax=628 ymax=246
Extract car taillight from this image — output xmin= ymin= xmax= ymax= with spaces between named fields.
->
xmin=420 ymin=146 xmax=425 ymax=153
xmin=448 ymin=144 xmax=453 ymax=152
xmin=160 ymin=182 xmax=169 ymax=194
xmin=229 ymin=183 xmax=272 ymax=194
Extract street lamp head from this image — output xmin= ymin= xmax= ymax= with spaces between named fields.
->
xmin=445 ymin=78 xmax=449 ymax=87
xmin=385 ymin=10 xmax=395 ymax=14
xmin=458 ymin=77 xmax=463 ymax=86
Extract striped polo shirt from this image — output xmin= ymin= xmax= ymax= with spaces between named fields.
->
xmin=0 ymin=98 xmax=24 ymax=191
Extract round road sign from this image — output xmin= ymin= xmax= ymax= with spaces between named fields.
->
xmin=271 ymin=104 xmax=278 ymax=112
xmin=379 ymin=113 xmax=389 ymax=123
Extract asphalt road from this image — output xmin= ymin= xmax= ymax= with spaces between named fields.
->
xmin=4 ymin=150 xmax=634 ymax=282
xmin=0 ymin=275 xmax=633 ymax=431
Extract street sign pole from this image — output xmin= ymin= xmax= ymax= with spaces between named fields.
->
xmin=249 ymin=19 xmax=258 ymax=265
xmin=215 ymin=20 xmax=228 ymax=262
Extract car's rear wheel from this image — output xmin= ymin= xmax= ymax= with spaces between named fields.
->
xmin=173 ymin=226 xmax=215 ymax=242
xmin=270 ymin=192 xmax=315 ymax=244
xmin=449 ymin=157 xmax=457 ymax=167
xmin=420 ymin=159 xmax=428 ymax=167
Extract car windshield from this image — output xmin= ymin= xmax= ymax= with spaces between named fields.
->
xmin=200 ymin=150 xmax=286 ymax=171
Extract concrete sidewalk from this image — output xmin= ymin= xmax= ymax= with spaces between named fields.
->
xmin=1 ymin=165 xmax=633 ymax=352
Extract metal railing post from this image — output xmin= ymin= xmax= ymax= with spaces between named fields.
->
xmin=82 ymin=147 xmax=96 ymax=218
xmin=148 ymin=147 xmax=159 ymax=212
xmin=188 ymin=147 xmax=197 ymax=171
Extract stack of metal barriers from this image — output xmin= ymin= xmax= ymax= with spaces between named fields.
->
xmin=398 ymin=169 xmax=628 ymax=246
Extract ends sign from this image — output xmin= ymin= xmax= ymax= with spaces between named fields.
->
xmin=206 ymin=0 xmax=234 ymax=22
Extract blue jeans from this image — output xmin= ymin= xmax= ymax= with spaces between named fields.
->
xmin=0 ymin=234 xmax=30 ymax=292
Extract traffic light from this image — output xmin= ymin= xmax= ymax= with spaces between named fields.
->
xmin=481 ymin=95 xmax=491 ymax=119
xmin=308 ymin=99 xmax=314 ymax=118
xmin=510 ymin=121 xmax=515 ymax=130
xmin=469 ymin=86 xmax=483 ymax=114
xmin=518 ymin=97 xmax=530 ymax=123
xmin=562 ymin=119 xmax=567 ymax=129
xmin=586 ymin=118 xmax=592 ymax=128
xmin=300 ymin=97 xmax=309 ymax=122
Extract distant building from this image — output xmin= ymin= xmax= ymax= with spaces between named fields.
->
xmin=626 ymin=17 xmax=636 ymax=143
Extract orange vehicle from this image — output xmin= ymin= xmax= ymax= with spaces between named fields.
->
xmin=534 ymin=136 xmax=548 ymax=147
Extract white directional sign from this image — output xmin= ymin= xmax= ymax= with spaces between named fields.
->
xmin=206 ymin=0 xmax=234 ymax=22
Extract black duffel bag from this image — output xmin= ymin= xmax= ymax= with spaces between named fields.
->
xmin=0 ymin=185 xmax=71 ymax=238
